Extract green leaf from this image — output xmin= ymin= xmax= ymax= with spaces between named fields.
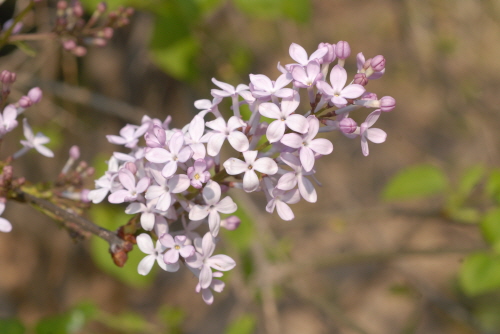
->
xmin=459 ymin=252 xmax=500 ymax=296
xmin=446 ymin=206 xmax=480 ymax=224
xmin=481 ymin=208 xmax=500 ymax=248
xmin=234 ymin=0 xmax=311 ymax=23
xmin=89 ymin=204 xmax=154 ymax=288
xmin=382 ymin=164 xmax=447 ymax=201
xmin=486 ymin=169 xmax=500 ymax=203
xmin=225 ymin=314 xmax=257 ymax=334
xmin=0 ymin=318 xmax=25 ymax=334
xmin=457 ymin=165 xmax=485 ymax=197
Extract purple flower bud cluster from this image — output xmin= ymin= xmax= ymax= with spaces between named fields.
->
xmin=92 ymin=41 xmax=395 ymax=304
xmin=54 ymin=1 xmax=134 ymax=56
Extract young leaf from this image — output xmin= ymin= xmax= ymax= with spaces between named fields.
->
xmin=382 ymin=164 xmax=447 ymax=201
xmin=459 ymin=252 xmax=500 ymax=296
xmin=480 ymin=208 xmax=500 ymax=247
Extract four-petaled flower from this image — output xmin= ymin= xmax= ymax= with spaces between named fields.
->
xmin=223 ymin=150 xmax=278 ymax=192
xmin=159 ymin=234 xmax=195 ymax=272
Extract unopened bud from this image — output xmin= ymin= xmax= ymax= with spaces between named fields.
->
xmin=62 ymin=39 xmax=76 ymax=50
xmin=97 ymin=2 xmax=107 ymax=13
xmin=353 ymin=73 xmax=368 ymax=86
xmin=69 ymin=145 xmax=80 ymax=159
xmin=73 ymin=2 xmax=84 ymax=17
xmin=221 ymin=216 xmax=241 ymax=231
xmin=0 ymin=70 xmax=16 ymax=85
xmin=72 ymin=45 xmax=87 ymax=57
xmin=57 ymin=1 xmax=67 ymax=11
xmin=339 ymin=117 xmax=357 ymax=134
xmin=27 ymin=87 xmax=42 ymax=103
xmin=318 ymin=42 xmax=336 ymax=64
xmin=18 ymin=96 xmax=32 ymax=108
xmin=125 ymin=162 xmax=137 ymax=174
xmin=102 ymin=27 xmax=114 ymax=39
xmin=335 ymin=41 xmax=351 ymax=59
xmin=370 ymin=55 xmax=385 ymax=72
xmin=380 ymin=96 xmax=395 ymax=112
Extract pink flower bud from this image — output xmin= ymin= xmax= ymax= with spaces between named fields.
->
xmin=125 ymin=162 xmax=137 ymax=174
xmin=72 ymin=46 xmax=87 ymax=57
xmin=361 ymin=92 xmax=378 ymax=100
xmin=73 ymin=2 xmax=84 ymax=17
xmin=62 ymin=39 xmax=76 ymax=50
xmin=102 ymin=27 xmax=114 ymax=39
xmin=221 ymin=216 xmax=241 ymax=231
xmin=27 ymin=87 xmax=42 ymax=103
xmin=380 ymin=96 xmax=395 ymax=112
xmin=57 ymin=1 xmax=67 ymax=10
xmin=370 ymin=55 xmax=385 ymax=72
xmin=97 ymin=2 xmax=107 ymax=12
xmin=0 ymin=70 xmax=16 ymax=85
xmin=69 ymin=145 xmax=80 ymax=159
xmin=18 ymin=96 xmax=32 ymax=108
xmin=80 ymin=189 xmax=91 ymax=203
xmin=353 ymin=73 xmax=368 ymax=86
xmin=339 ymin=117 xmax=357 ymax=134
xmin=318 ymin=42 xmax=336 ymax=64
xmin=335 ymin=41 xmax=351 ymax=59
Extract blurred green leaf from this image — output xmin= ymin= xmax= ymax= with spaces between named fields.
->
xmin=96 ymin=311 xmax=150 ymax=333
xmin=457 ymin=165 xmax=485 ymax=197
xmin=481 ymin=208 xmax=500 ymax=248
xmin=35 ymin=303 xmax=94 ymax=334
xmin=234 ymin=0 xmax=311 ymax=23
xmin=89 ymin=204 xmax=154 ymax=288
xmin=224 ymin=314 xmax=256 ymax=334
xmin=446 ymin=206 xmax=480 ymax=224
xmin=0 ymin=318 xmax=25 ymax=334
xmin=157 ymin=306 xmax=185 ymax=334
xmin=486 ymin=169 xmax=500 ymax=203
xmin=382 ymin=164 xmax=447 ymax=201
xmin=459 ymin=252 xmax=500 ymax=296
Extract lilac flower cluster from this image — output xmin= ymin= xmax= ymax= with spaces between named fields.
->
xmin=0 ymin=70 xmax=52 ymax=233
xmin=90 ymin=41 xmax=395 ymax=304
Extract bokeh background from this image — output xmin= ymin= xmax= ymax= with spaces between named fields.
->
xmin=1 ymin=0 xmax=500 ymax=333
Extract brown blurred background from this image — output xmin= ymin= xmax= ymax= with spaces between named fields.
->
xmin=0 ymin=0 xmax=499 ymax=333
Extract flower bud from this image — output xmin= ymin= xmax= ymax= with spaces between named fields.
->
xmin=379 ymin=96 xmax=395 ymax=112
xmin=73 ymin=2 xmax=84 ymax=17
xmin=335 ymin=41 xmax=351 ymax=59
xmin=18 ymin=96 xmax=32 ymax=108
xmin=72 ymin=46 xmax=87 ymax=57
xmin=125 ymin=162 xmax=137 ymax=174
xmin=97 ymin=2 xmax=107 ymax=13
xmin=221 ymin=216 xmax=241 ymax=231
xmin=353 ymin=73 xmax=368 ymax=86
xmin=339 ymin=117 xmax=357 ymax=134
xmin=80 ymin=189 xmax=91 ymax=203
xmin=0 ymin=70 xmax=16 ymax=85
xmin=318 ymin=42 xmax=336 ymax=64
xmin=70 ymin=145 xmax=80 ymax=160
xmin=27 ymin=87 xmax=42 ymax=103
xmin=62 ymin=39 xmax=76 ymax=50
xmin=370 ymin=55 xmax=385 ymax=72
xmin=102 ymin=27 xmax=114 ymax=39
xmin=57 ymin=1 xmax=67 ymax=11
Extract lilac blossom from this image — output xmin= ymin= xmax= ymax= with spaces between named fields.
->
xmin=281 ymin=116 xmax=333 ymax=172
xmin=187 ymin=159 xmax=211 ymax=189
xmin=291 ymin=60 xmax=323 ymax=89
xmin=202 ymin=116 xmax=249 ymax=156
xmin=108 ymin=169 xmax=149 ymax=204
xmin=145 ymin=131 xmax=192 ymax=178
xmin=223 ymin=150 xmax=278 ymax=192
xmin=186 ymin=232 xmax=236 ymax=289
xmin=258 ymin=92 xmax=308 ymax=143
xmin=186 ymin=116 xmax=207 ymax=159
xmin=106 ymin=123 xmax=149 ymax=148
xmin=288 ymin=43 xmax=328 ymax=67
xmin=196 ymin=271 xmax=225 ymax=305
xmin=136 ymin=233 xmax=169 ymax=275
xmin=125 ymin=199 xmax=173 ymax=231
xmin=189 ymin=180 xmax=237 ymax=236
xmin=0 ymin=200 xmax=12 ymax=233
xmin=359 ymin=109 xmax=387 ymax=156
xmin=265 ymin=188 xmax=301 ymax=221
xmin=249 ymin=73 xmax=294 ymax=100
xmin=357 ymin=52 xmax=385 ymax=80
xmin=160 ymin=234 xmax=195 ymax=271
xmin=16 ymin=119 xmax=54 ymax=158
xmin=277 ymin=152 xmax=317 ymax=203
xmin=316 ymin=65 xmax=365 ymax=108
xmin=0 ymin=105 xmax=18 ymax=137
xmin=145 ymin=167 xmax=190 ymax=211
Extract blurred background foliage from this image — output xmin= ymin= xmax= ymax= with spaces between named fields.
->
xmin=1 ymin=0 xmax=500 ymax=333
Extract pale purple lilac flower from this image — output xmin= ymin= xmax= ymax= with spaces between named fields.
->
xmin=187 ymin=159 xmax=211 ymax=189
xmin=316 ymin=64 xmax=365 ymax=108
xmin=202 ymin=116 xmax=249 ymax=156
xmin=16 ymin=119 xmax=54 ymax=158
xmin=359 ymin=109 xmax=387 ymax=156
xmin=0 ymin=200 xmax=12 ymax=233
xmin=106 ymin=123 xmax=149 ymax=148
xmin=249 ymin=73 xmax=294 ymax=100
xmin=108 ymin=169 xmax=149 ymax=204
xmin=277 ymin=152 xmax=317 ymax=203
xmin=136 ymin=233 xmax=169 ymax=275
xmin=160 ymin=234 xmax=195 ymax=271
xmin=189 ymin=180 xmax=237 ymax=236
xmin=223 ymin=150 xmax=278 ymax=192
xmin=145 ymin=131 xmax=192 ymax=178
xmin=0 ymin=105 xmax=18 ymax=137
xmin=258 ymin=92 xmax=308 ymax=143
xmin=281 ymin=116 xmax=333 ymax=172
xmin=145 ymin=167 xmax=190 ymax=211
xmin=196 ymin=271 xmax=225 ymax=305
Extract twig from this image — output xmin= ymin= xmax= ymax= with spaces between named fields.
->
xmin=13 ymin=189 xmax=126 ymax=251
